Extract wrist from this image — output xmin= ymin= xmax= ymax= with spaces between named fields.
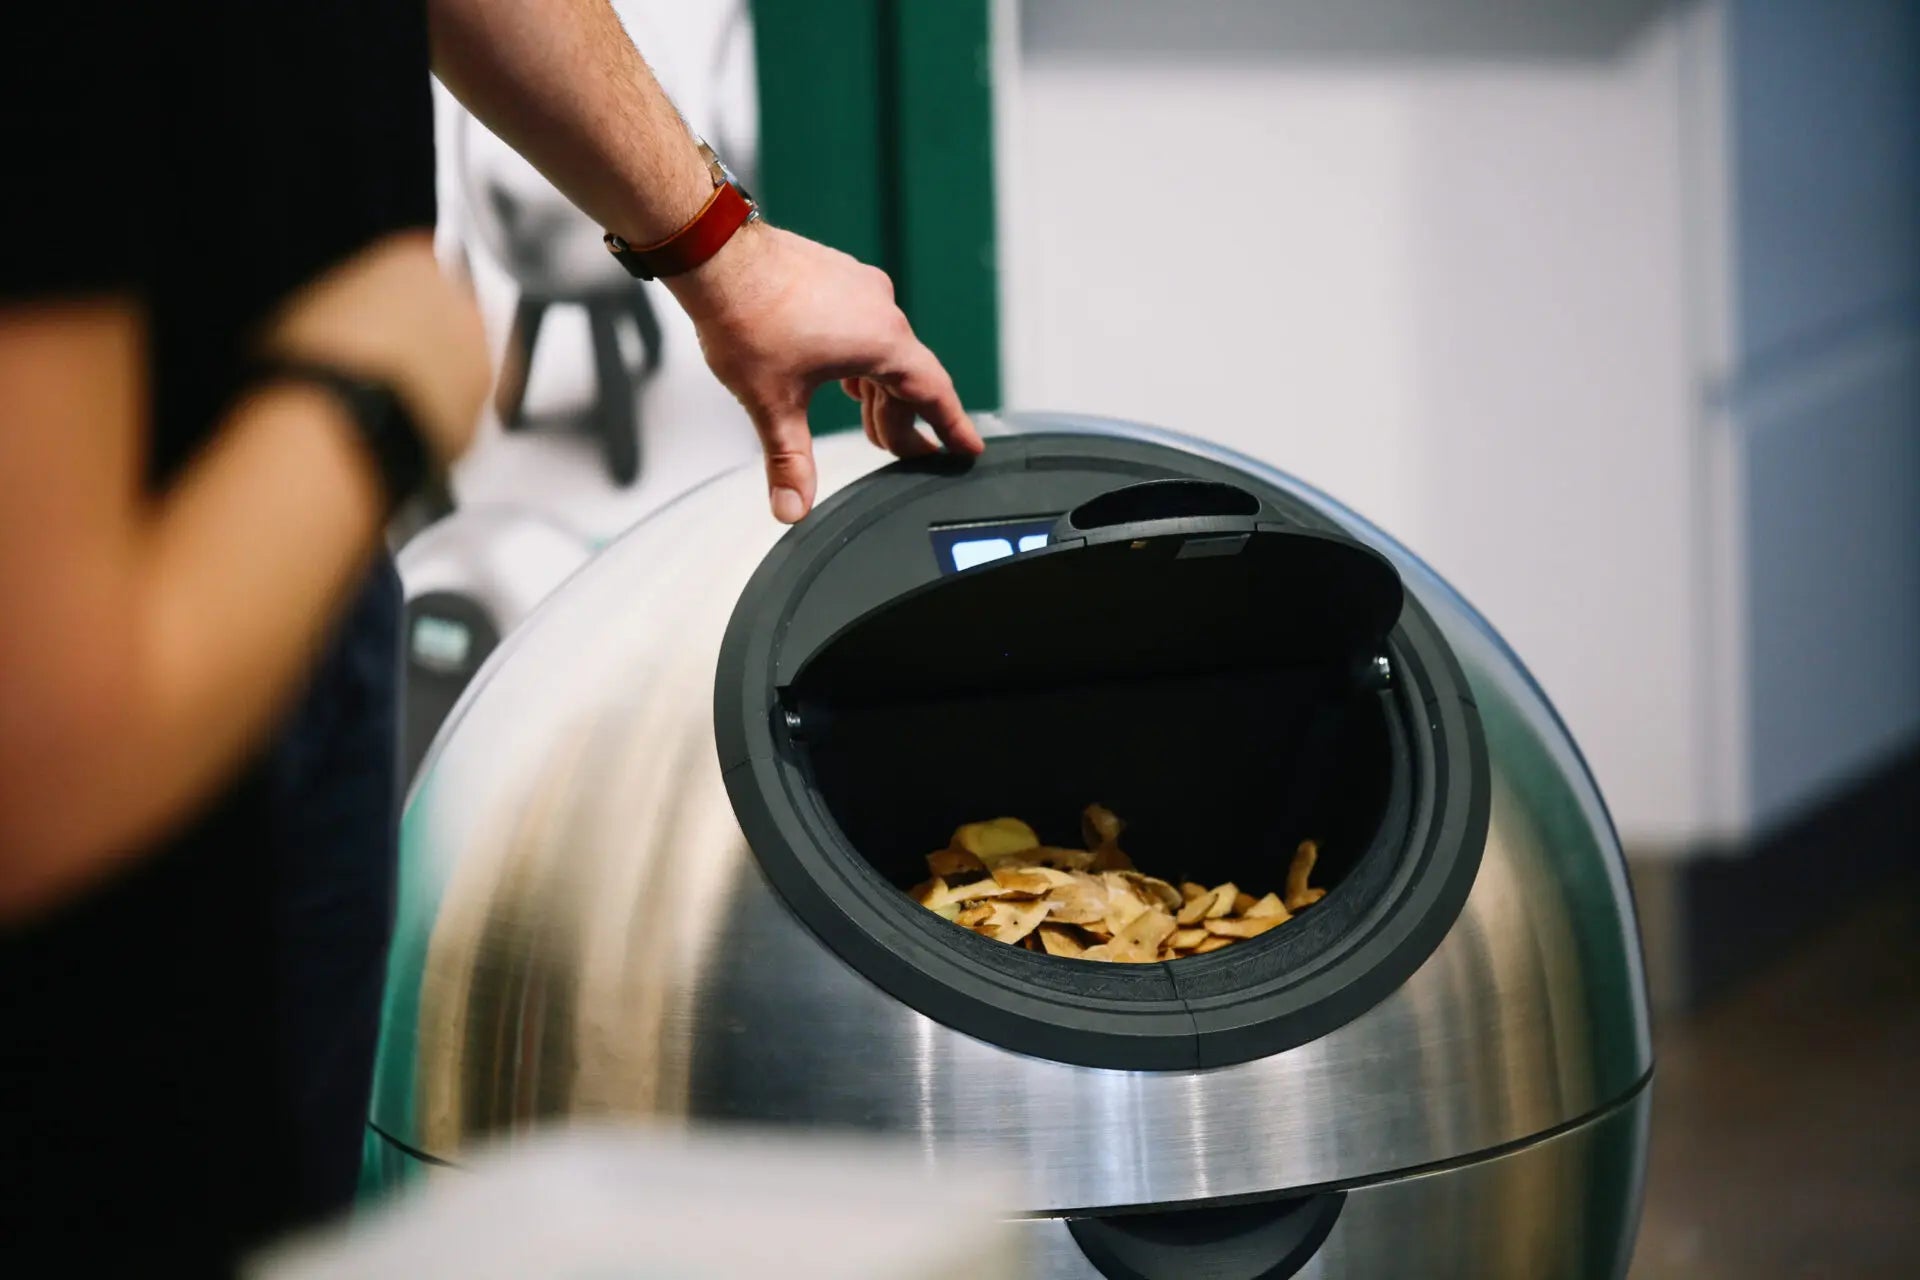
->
xmin=605 ymin=138 xmax=761 ymax=286
xmin=606 ymin=146 xmax=717 ymax=247
xmin=663 ymin=218 xmax=775 ymax=328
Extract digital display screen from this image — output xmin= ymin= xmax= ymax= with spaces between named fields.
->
xmin=411 ymin=614 xmax=474 ymax=672
xmin=929 ymin=517 xmax=1058 ymax=574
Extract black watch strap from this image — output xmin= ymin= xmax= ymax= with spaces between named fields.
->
xmin=243 ymin=358 xmax=435 ymax=515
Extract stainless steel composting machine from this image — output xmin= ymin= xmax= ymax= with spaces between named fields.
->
xmin=367 ymin=415 xmax=1652 ymax=1279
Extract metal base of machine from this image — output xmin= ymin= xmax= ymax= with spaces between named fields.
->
xmin=1026 ymin=1085 xmax=1649 ymax=1280
xmin=361 ymin=1085 xmax=1647 ymax=1278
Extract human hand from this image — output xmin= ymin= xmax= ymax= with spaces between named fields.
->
xmin=667 ymin=224 xmax=985 ymax=523
xmin=264 ymin=230 xmax=492 ymax=470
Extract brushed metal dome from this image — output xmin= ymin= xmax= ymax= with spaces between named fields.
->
xmin=369 ymin=416 xmax=1651 ymax=1220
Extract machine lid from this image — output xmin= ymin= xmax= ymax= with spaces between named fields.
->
xmin=786 ymin=477 xmax=1404 ymax=707
xmin=716 ymin=434 xmax=1487 ymax=1071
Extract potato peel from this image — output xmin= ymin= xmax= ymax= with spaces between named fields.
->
xmin=1038 ymin=925 xmax=1089 ymax=958
xmin=1111 ymin=908 xmax=1177 ymax=958
xmin=1046 ymin=879 xmax=1110 ymax=925
xmin=1018 ymin=847 xmax=1099 ymax=872
xmin=1204 ymin=915 xmax=1287 ymax=939
xmin=1082 ymin=804 xmax=1125 ymax=850
xmin=985 ymin=898 xmax=1051 ymax=945
xmin=947 ymin=879 xmax=1017 ymax=904
xmin=927 ymin=848 xmax=989 ymax=882
xmin=1245 ymin=893 xmax=1290 ymax=921
xmin=910 ymin=806 xmax=1327 ymax=962
xmin=991 ymin=866 xmax=1062 ymax=898
xmin=956 ymin=818 xmax=1041 ymax=859
xmin=1285 ymin=840 xmax=1323 ymax=911
xmin=1175 ymin=890 xmax=1216 ymax=927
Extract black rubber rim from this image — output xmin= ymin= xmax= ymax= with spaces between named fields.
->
xmin=716 ymin=434 xmax=1489 ymax=1070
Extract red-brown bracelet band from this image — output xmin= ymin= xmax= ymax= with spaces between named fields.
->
xmin=603 ymin=181 xmax=757 ymax=281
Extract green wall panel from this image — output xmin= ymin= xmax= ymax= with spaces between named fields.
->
xmin=751 ymin=0 xmax=1000 ymax=431
xmin=893 ymin=1 xmax=1001 ymax=414
xmin=751 ymin=0 xmax=889 ymax=269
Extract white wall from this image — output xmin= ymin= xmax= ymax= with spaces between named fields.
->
xmin=998 ymin=0 xmax=1726 ymax=844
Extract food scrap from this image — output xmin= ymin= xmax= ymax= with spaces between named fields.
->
xmin=907 ymin=805 xmax=1327 ymax=963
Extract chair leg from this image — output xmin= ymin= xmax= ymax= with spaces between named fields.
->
xmin=628 ymin=284 xmax=666 ymax=376
xmin=495 ymin=295 xmax=549 ymax=429
xmin=587 ymin=299 xmax=640 ymax=486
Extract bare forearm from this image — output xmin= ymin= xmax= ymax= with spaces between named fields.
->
xmin=138 ymin=382 xmax=387 ymax=803
xmin=0 ymin=385 xmax=384 ymax=915
xmin=424 ymin=0 xmax=982 ymax=528
xmin=428 ymin=0 xmax=711 ymax=243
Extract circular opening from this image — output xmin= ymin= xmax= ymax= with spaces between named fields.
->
xmin=717 ymin=431 xmax=1489 ymax=1069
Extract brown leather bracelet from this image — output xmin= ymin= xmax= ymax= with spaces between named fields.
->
xmin=604 ymin=142 xmax=760 ymax=281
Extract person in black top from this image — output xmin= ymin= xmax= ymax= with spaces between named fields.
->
xmin=0 ymin=2 xmax=981 ymax=1271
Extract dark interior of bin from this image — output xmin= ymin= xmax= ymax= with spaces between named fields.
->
xmin=786 ymin=525 xmax=1406 ymax=918
xmin=802 ymin=669 xmax=1396 ymax=900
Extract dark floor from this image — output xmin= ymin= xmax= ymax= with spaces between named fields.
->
xmin=1629 ymin=878 xmax=1920 ymax=1279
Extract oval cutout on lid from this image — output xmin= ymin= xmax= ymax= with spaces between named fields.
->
xmin=1064 ymin=479 xmax=1261 ymax=531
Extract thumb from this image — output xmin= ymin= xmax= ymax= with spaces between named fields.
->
xmin=750 ymin=404 xmax=818 ymax=524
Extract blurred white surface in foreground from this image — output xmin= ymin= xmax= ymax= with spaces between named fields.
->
xmin=249 ymin=1124 xmax=1022 ymax=1280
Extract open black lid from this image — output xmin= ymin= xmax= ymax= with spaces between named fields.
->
xmin=718 ymin=436 xmax=1488 ymax=1071
xmin=788 ymin=480 xmax=1405 ymax=705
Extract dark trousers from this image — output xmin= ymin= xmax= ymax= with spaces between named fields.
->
xmin=262 ymin=554 xmax=403 ymax=1230
xmin=0 ymin=558 xmax=402 ymax=1274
